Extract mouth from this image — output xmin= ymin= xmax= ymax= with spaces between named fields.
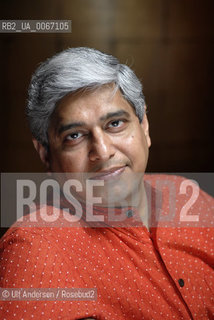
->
xmin=89 ymin=166 xmax=126 ymax=181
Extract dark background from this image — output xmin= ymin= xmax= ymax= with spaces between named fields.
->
xmin=0 ymin=0 xmax=214 ymax=235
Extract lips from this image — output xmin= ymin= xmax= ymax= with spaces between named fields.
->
xmin=90 ymin=166 xmax=126 ymax=180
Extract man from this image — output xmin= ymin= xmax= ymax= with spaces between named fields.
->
xmin=0 ymin=47 xmax=213 ymax=319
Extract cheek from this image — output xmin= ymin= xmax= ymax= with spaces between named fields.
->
xmin=122 ymin=131 xmax=145 ymax=151
xmin=121 ymin=132 xmax=148 ymax=165
xmin=62 ymin=153 xmax=86 ymax=172
xmin=50 ymin=150 xmax=87 ymax=172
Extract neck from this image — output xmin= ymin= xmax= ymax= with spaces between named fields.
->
xmin=136 ymin=182 xmax=149 ymax=230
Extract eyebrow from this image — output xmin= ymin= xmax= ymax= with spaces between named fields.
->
xmin=57 ymin=110 xmax=130 ymax=135
xmin=100 ymin=110 xmax=130 ymax=121
xmin=58 ymin=122 xmax=85 ymax=135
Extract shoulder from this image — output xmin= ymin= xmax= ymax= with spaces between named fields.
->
xmin=144 ymin=173 xmax=214 ymax=228
xmin=144 ymin=173 xmax=214 ymax=204
xmin=0 ymin=204 xmax=91 ymax=263
xmin=0 ymin=219 xmax=93 ymax=289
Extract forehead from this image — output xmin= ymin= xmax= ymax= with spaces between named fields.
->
xmin=51 ymin=85 xmax=136 ymax=126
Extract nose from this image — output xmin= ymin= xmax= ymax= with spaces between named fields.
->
xmin=88 ymin=129 xmax=115 ymax=162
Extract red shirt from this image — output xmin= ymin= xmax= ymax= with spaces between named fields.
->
xmin=0 ymin=174 xmax=213 ymax=319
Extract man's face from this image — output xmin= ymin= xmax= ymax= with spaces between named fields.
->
xmin=46 ymin=84 xmax=151 ymax=205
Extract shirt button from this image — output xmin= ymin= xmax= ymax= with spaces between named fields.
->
xmin=126 ymin=210 xmax=133 ymax=218
xmin=178 ymin=278 xmax=185 ymax=287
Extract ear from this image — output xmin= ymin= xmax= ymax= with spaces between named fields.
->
xmin=32 ymin=138 xmax=50 ymax=169
xmin=141 ymin=110 xmax=151 ymax=148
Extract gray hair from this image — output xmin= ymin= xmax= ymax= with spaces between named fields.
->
xmin=26 ymin=47 xmax=145 ymax=148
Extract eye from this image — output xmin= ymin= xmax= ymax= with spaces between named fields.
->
xmin=108 ymin=120 xmax=124 ymax=128
xmin=65 ymin=132 xmax=83 ymax=141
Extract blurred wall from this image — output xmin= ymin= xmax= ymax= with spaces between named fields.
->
xmin=1 ymin=0 xmax=214 ymax=174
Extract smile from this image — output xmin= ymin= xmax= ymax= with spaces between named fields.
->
xmin=90 ymin=166 xmax=126 ymax=181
